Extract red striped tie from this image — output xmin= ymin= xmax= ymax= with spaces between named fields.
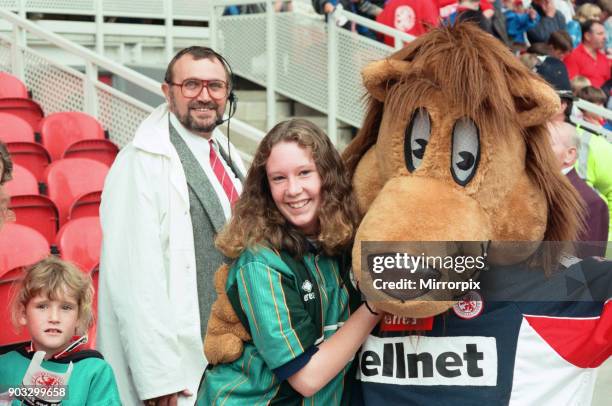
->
xmin=209 ymin=140 xmax=238 ymax=206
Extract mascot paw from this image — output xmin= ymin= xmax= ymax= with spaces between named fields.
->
xmin=204 ymin=264 xmax=251 ymax=365
xmin=205 ymin=333 xmax=245 ymax=364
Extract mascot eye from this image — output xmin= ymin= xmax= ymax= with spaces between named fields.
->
xmin=404 ymin=107 xmax=431 ymax=172
xmin=451 ymin=118 xmax=480 ymax=186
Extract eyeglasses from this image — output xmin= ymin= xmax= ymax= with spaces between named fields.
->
xmin=168 ymin=78 xmax=229 ymax=99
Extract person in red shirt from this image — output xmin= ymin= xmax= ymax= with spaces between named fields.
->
xmin=564 ymin=20 xmax=611 ymax=87
xmin=437 ymin=0 xmax=494 ymax=18
xmin=376 ymin=0 xmax=440 ymax=46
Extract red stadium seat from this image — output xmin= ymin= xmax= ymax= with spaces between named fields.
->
xmin=0 ymin=113 xmax=35 ymax=143
xmin=4 ymin=164 xmax=38 ymax=196
xmin=69 ymin=190 xmax=101 ymax=220
xmin=0 ymin=222 xmax=49 ymax=347
xmin=40 ymin=112 xmax=105 ymax=161
xmin=0 ymin=72 xmax=28 ymax=99
xmin=44 ymin=158 xmax=108 ymax=226
xmin=10 ymin=195 xmax=59 ymax=245
xmin=56 ymin=216 xmax=102 ymax=273
xmin=0 ymin=223 xmax=49 ymax=277
xmin=6 ymin=141 xmax=51 ymax=182
xmin=0 ymin=98 xmax=44 ymax=131
xmin=62 ymin=139 xmax=118 ymax=167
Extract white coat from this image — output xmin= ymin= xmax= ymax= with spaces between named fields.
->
xmin=97 ymin=104 xmax=244 ymax=406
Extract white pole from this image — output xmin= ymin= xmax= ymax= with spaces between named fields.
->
xmin=327 ymin=9 xmax=338 ymax=145
xmin=165 ymin=0 xmax=174 ymax=63
xmin=209 ymin=1 xmax=217 ymax=50
xmin=11 ymin=0 xmax=26 ymax=80
xmin=266 ymin=0 xmax=277 ymax=130
xmin=95 ymin=0 xmax=104 ymax=55
xmin=17 ymin=0 xmax=26 ymax=46
xmin=84 ymin=60 xmax=99 ymax=118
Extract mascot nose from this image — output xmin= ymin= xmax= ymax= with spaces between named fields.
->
xmin=354 ymin=176 xmax=491 ymax=243
xmin=352 ymin=176 xmax=492 ymax=314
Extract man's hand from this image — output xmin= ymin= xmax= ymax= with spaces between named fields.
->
xmin=144 ymin=389 xmax=192 ymax=406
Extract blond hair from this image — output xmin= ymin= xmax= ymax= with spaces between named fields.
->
xmin=12 ymin=256 xmax=94 ymax=335
xmin=576 ymin=3 xmax=602 ymax=23
xmin=571 ymin=75 xmax=592 ymax=96
xmin=519 ymin=53 xmax=539 ymax=70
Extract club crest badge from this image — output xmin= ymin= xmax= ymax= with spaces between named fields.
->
xmin=301 ymin=280 xmax=315 ymax=302
xmin=453 ymin=291 xmax=484 ymax=320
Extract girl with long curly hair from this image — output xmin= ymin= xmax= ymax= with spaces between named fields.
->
xmin=200 ymin=118 xmax=382 ymax=405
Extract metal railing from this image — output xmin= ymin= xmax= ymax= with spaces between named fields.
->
xmin=573 ymin=99 xmax=612 ymax=142
xmin=0 ymin=0 xmax=211 ymax=62
xmin=209 ymin=0 xmax=413 ymax=144
xmin=0 ymin=9 xmax=263 ymax=163
xmin=209 ymin=0 xmax=612 ymax=145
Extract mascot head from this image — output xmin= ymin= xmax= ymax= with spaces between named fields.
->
xmin=345 ymin=23 xmax=583 ymax=318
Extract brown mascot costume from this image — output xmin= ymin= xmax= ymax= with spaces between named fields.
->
xmin=204 ymin=23 xmax=612 ymax=404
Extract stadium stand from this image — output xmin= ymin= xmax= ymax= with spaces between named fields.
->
xmin=10 ymin=195 xmax=59 ymax=245
xmin=56 ymin=216 xmax=102 ymax=275
xmin=0 ymin=113 xmax=35 ymax=143
xmin=56 ymin=216 xmax=102 ymax=348
xmin=62 ymin=138 xmax=118 ymax=167
xmin=0 ymin=72 xmax=28 ymax=99
xmin=0 ymin=98 xmax=44 ymax=132
xmin=0 ymin=223 xmax=49 ymax=281
xmin=39 ymin=111 xmax=107 ymax=161
xmin=5 ymin=141 xmax=51 ymax=182
xmin=69 ymin=190 xmax=102 ymax=220
xmin=4 ymin=163 xmax=37 ymax=196
xmin=43 ymin=158 xmax=108 ymax=226
xmin=0 ymin=223 xmax=50 ymax=347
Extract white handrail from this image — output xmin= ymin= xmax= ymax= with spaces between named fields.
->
xmin=0 ymin=9 xmax=161 ymax=96
xmin=573 ymin=99 xmax=612 ymax=141
xmin=211 ymin=0 xmax=269 ymax=5
xmin=574 ymin=98 xmax=612 ymax=121
xmin=333 ymin=7 xmax=415 ymax=44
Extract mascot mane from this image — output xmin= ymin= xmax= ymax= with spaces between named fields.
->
xmin=344 ymin=23 xmax=583 ymax=255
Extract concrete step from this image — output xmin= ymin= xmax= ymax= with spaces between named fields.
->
xmin=231 ymin=89 xmax=356 ymax=156
xmin=233 ymin=90 xmax=292 ymax=121
xmin=227 ymin=115 xmax=354 ymax=156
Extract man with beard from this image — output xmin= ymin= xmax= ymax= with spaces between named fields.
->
xmin=97 ymin=47 xmax=246 ymax=406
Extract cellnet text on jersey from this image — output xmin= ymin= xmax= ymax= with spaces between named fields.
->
xmin=357 ymin=336 xmax=498 ymax=386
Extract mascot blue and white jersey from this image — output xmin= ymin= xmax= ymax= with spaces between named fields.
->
xmin=354 ymin=257 xmax=612 ymax=406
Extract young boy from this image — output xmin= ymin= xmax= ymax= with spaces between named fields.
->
xmin=577 ymin=85 xmax=608 ymax=127
xmin=0 ymin=256 xmax=121 ymax=405
xmin=504 ymin=0 xmax=540 ymax=46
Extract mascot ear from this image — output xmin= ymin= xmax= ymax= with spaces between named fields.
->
xmin=513 ymin=79 xmax=560 ymax=127
xmin=362 ymin=59 xmax=411 ymax=102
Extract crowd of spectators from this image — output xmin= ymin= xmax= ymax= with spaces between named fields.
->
xmin=306 ymin=1 xmax=612 ymax=123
